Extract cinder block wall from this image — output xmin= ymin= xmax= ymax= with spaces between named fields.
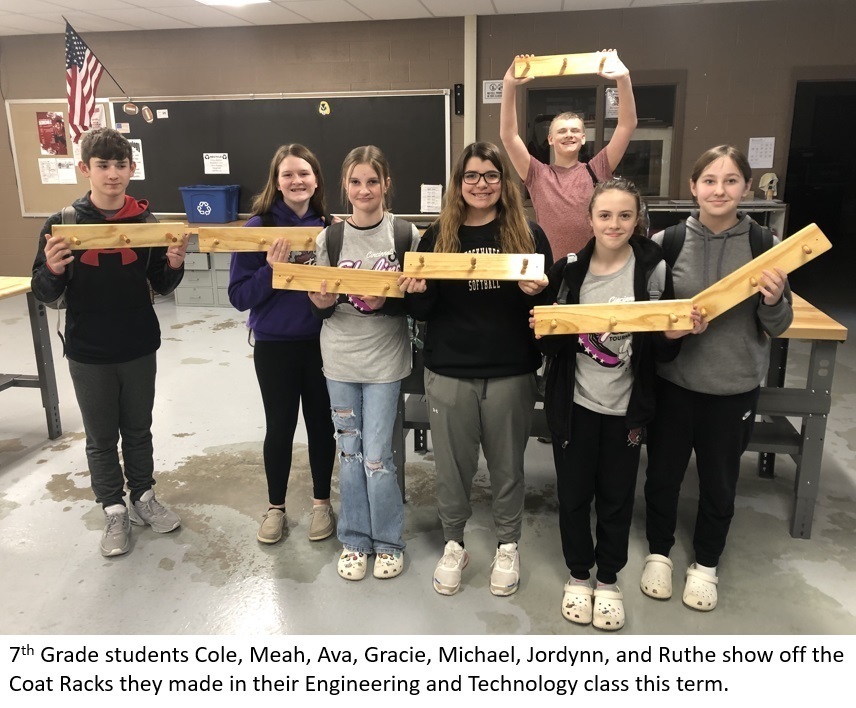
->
xmin=3 ymin=1 xmax=856 ymax=276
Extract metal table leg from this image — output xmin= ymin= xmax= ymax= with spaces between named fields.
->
xmin=27 ymin=293 xmax=62 ymax=439
xmin=789 ymin=339 xmax=837 ymax=539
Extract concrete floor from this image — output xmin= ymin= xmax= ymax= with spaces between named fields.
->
xmin=0 ymin=294 xmax=854 ymax=636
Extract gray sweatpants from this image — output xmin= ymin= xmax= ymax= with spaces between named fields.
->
xmin=425 ymin=369 xmax=537 ymax=544
xmin=68 ymin=353 xmax=157 ymax=508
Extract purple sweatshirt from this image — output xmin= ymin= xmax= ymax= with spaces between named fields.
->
xmin=227 ymin=199 xmax=324 ymax=341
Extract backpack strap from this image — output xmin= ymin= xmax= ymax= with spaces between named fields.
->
xmin=585 ymin=163 xmax=599 ymax=187
xmin=749 ymin=221 xmax=774 ymax=258
xmin=661 ymin=222 xmax=686 ymax=269
xmin=391 ymin=217 xmax=414 ymax=270
xmin=324 ymin=220 xmax=346 ymax=266
xmin=61 ymin=205 xmax=76 ymax=224
xmin=646 ymin=259 xmax=668 ymax=302
xmin=259 ymin=212 xmax=275 ymax=227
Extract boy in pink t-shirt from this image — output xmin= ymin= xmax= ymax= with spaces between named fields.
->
xmin=500 ymin=51 xmax=638 ymax=261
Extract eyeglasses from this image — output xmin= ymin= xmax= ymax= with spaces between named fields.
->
xmin=462 ymin=170 xmax=502 ymax=185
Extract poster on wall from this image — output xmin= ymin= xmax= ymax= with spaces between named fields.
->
xmin=128 ymin=139 xmax=145 ymax=180
xmin=36 ymin=112 xmax=68 ymax=156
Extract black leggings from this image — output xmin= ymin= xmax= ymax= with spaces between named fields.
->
xmin=253 ymin=339 xmax=336 ymax=504
xmin=644 ymin=377 xmax=760 ymax=567
xmin=553 ymin=403 xmax=641 ymax=585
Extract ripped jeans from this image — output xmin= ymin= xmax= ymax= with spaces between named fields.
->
xmin=326 ymin=379 xmax=404 ymax=554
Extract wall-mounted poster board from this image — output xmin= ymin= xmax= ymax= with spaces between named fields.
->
xmin=6 ymin=99 xmax=110 ymax=217
xmin=7 ymin=91 xmax=450 ymax=218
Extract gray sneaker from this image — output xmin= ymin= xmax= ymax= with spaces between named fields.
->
xmin=129 ymin=489 xmax=181 ymax=533
xmin=308 ymin=505 xmax=335 ymax=541
xmin=101 ymin=504 xmax=130 ymax=557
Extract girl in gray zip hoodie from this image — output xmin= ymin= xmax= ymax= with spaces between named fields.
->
xmin=641 ymin=145 xmax=792 ymax=613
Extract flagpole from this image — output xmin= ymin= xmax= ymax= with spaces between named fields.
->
xmin=63 ymin=16 xmax=132 ymax=101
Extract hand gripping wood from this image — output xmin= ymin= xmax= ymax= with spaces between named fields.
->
xmin=693 ymin=223 xmax=830 ymax=321
xmin=514 ymin=52 xmax=610 ymax=79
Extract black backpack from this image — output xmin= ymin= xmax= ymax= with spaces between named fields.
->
xmin=45 ymin=205 xmax=77 ymax=310
xmin=661 ymin=220 xmax=773 ymax=268
xmin=322 ymin=216 xmax=413 ymax=270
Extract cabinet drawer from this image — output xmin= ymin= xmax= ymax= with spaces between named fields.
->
xmin=184 ymin=253 xmax=210 ymax=271
xmin=215 ymin=269 xmax=231 ymax=288
xmin=174 ymin=287 xmax=215 ymax=306
xmin=212 ymin=253 xmax=232 ymax=270
xmin=216 ymin=287 xmax=233 ymax=308
xmin=181 ymin=270 xmax=213 ymax=287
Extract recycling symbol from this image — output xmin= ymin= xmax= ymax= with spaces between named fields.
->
xmin=197 ymin=201 xmax=212 ymax=216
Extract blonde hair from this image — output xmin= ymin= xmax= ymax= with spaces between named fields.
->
xmin=250 ymin=144 xmax=327 ymax=218
xmin=433 ymin=142 xmax=533 ymax=254
xmin=340 ymin=145 xmax=392 ymax=212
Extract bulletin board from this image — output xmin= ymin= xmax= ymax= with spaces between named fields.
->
xmin=5 ymin=98 xmax=110 ymax=217
xmin=7 ymin=90 xmax=450 ymax=219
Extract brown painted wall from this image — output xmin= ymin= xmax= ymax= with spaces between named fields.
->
xmin=2 ymin=0 xmax=856 ymax=275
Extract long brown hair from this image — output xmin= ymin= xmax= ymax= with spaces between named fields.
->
xmin=250 ymin=144 xmax=327 ymax=218
xmin=434 ymin=142 xmax=533 ymax=254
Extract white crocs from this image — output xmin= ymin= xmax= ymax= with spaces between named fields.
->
xmin=593 ymin=586 xmax=625 ymax=631
xmin=682 ymin=564 xmax=718 ymax=611
xmin=561 ymin=581 xmax=593 ymax=625
xmin=640 ymin=553 xmax=674 ymax=599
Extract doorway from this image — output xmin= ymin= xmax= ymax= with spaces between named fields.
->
xmin=784 ymin=80 xmax=856 ymax=322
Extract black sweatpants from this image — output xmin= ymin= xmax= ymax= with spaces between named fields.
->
xmin=644 ymin=376 xmax=760 ymax=568
xmin=253 ymin=339 xmax=336 ymax=504
xmin=553 ymin=402 xmax=642 ymax=585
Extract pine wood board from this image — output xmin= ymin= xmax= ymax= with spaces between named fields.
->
xmin=533 ymin=299 xmax=695 ymax=336
xmin=403 ymin=252 xmax=545 ymax=281
xmin=52 ymin=223 xmax=187 ymax=250
xmin=272 ymin=263 xmax=404 ymax=299
xmin=782 ymin=294 xmax=847 ymax=341
xmin=198 ymin=226 xmax=322 ymax=252
xmin=0 ymin=276 xmax=31 ymax=301
xmin=693 ymin=223 xmax=831 ymax=321
xmin=514 ymin=52 xmax=608 ymax=79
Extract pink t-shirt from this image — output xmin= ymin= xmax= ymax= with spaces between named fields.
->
xmin=524 ymin=147 xmax=612 ymax=261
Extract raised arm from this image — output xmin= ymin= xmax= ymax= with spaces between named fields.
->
xmin=599 ymin=50 xmax=638 ymax=172
xmin=500 ymin=57 xmax=535 ymax=181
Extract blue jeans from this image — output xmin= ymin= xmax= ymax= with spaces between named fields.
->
xmin=326 ymin=379 xmax=404 ymax=554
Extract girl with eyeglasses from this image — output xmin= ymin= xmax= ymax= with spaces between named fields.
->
xmin=403 ymin=141 xmax=552 ymax=598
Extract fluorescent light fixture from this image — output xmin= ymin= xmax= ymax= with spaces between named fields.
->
xmin=195 ymin=0 xmax=270 ymax=6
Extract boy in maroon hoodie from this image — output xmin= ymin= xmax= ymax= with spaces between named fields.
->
xmin=31 ymin=128 xmax=188 ymax=557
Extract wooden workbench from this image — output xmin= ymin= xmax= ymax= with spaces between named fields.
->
xmin=0 ymin=276 xmax=62 ymax=439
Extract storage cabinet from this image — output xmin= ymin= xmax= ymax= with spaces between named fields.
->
xmin=174 ymin=234 xmax=234 ymax=308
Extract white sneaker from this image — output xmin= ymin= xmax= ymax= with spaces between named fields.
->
xmin=433 ymin=540 xmax=469 ymax=595
xmin=490 ymin=542 xmax=520 ymax=596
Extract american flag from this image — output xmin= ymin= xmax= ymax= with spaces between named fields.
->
xmin=65 ymin=22 xmax=104 ymax=143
